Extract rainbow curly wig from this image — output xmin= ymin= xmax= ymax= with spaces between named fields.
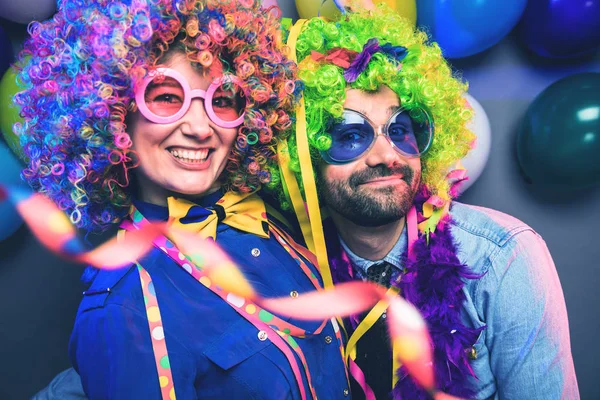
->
xmin=14 ymin=0 xmax=299 ymax=232
xmin=286 ymin=5 xmax=475 ymax=210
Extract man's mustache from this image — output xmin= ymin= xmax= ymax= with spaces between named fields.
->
xmin=349 ymin=164 xmax=414 ymax=189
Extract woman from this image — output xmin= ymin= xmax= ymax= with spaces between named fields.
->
xmin=15 ymin=0 xmax=348 ymax=398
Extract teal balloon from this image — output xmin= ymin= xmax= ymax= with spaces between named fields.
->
xmin=517 ymin=73 xmax=600 ymax=188
xmin=0 ymin=139 xmax=25 ymax=240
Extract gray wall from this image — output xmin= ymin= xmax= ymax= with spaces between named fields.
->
xmin=1 ymin=3 xmax=599 ymax=399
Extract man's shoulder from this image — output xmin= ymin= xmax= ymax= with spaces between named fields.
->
xmin=448 ymin=201 xmax=535 ymax=248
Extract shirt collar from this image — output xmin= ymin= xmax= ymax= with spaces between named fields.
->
xmin=132 ymin=200 xmax=168 ymax=222
xmin=339 ymin=226 xmax=407 ymax=278
xmin=132 ymin=189 xmax=225 ymax=222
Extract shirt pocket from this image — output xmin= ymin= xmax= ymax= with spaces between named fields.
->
xmin=202 ymin=318 xmax=297 ymax=400
xmin=469 ymin=327 xmax=497 ymax=399
xmin=204 ymin=318 xmax=272 ymax=369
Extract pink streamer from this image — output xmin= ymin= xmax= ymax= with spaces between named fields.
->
xmin=2 ymin=184 xmax=462 ymax=397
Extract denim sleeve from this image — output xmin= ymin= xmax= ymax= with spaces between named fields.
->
xmin=31 ymin=368 xmax=86 ymax=400
xmin=69 ymin=303 xmax=196 ymax=400
xmin=480 ymin=229 xmax=579 ymax=400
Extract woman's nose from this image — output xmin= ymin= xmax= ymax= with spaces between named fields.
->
xmin=180 ymin=98 xmax=213 ymax=139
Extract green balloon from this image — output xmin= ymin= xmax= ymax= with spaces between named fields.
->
xmin=0 ymin=65 xmax=25 ymax=161
xmin=517 ymin=72 xmax=600 ymax=188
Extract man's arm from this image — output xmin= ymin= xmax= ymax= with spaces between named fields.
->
xmin=484 ymin=229 xmax=579 ymax=399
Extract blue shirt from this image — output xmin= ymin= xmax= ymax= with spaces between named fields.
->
xmin=340 ymin=201 xmax=579 ymax=400
xmin=68 ymin=194 xmax=349 ymax=400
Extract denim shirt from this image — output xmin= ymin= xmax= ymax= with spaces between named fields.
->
xmin=341 ymin=201 xmax=580 ymax=400
xmin=67 ymin=196 xmax=349 ymax=400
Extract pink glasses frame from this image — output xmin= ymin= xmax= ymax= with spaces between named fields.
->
xmin=135 ymin=67 xmax=246 ymax=128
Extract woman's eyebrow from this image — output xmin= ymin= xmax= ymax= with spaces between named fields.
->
xmin=147 ymin=79 xmax=181 ymax=90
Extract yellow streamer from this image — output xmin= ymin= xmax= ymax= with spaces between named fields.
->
xmin=285 ymin=19 xmax=336 ymax=292
xmin=280 ymin=19 xmax=346 ymax=357
xmin=345 ymin=285 xmax=403 ymax=387
xmin=277 ymin=137 xmax=315 ymax=254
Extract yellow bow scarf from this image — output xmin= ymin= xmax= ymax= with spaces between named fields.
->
xmin=167 ymin=191 xmax=270 ymax=240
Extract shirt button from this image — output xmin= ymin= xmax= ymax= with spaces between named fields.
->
xmin=324 ymin=335 xmax=332 ymax=344
xmin=257 ymin=330 xmax=268 ymax=341
xmin=382 ymin=311 xmax=387 ymax=319
xmin=468 ymin=346 xmax=478 ymax=360
xmin=251 ymin=248 xmax=261 ymax=257
xmin=343 ymin=388 xmax=349 ymax=397
xmin=290 ymin=290 xmax=299 ymax=298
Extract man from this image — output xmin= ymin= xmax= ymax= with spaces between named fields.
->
xmin=278 ymin=5 xmax=580 ymax=400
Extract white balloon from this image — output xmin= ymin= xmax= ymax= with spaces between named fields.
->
xmin=459 ymin=93 xmax=492 ymax=193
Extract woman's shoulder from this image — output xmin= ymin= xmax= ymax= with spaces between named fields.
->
xmin=76 ymin=247 xmax=171 ymax=314
xmin=76 ymin=263 xmax=142 ymax=317
xmin=74 ymin=245 xmax=207 ymax=321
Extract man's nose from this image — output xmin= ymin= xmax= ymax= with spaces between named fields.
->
xmin=364 ymin=134 xmax=403 ymax=168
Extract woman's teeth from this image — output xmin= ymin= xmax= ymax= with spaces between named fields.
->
xmin=170 ymin=149 xmax=209 ymax=163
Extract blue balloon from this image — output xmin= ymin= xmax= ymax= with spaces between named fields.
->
xmin=0 ymin=140 xmax=25 ymax=241
xmin=519 ymin=0 xmax=600 ymax=58
xmin=417 ymin=0 xmax=528 ymax=58
xmin=0 ymin=25 xmax=13 ymax=77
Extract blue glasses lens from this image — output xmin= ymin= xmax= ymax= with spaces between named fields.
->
xmin=327 ymin=114 xmax=374 ymax=162
xmin=387 ymin=108 xmax=432 ymax=156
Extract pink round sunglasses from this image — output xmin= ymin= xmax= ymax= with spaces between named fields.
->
xmin=135 ymin=67 xmax=246 ymax=128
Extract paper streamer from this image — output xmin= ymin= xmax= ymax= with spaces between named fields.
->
xmin=5 ymin=185 xmax=164 ymax=268
xmin=2 ymin=183 xmax=462 ymax=398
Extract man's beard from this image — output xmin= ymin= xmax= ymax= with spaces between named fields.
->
xmin=319 ymin=164 xmax=419 ymax=227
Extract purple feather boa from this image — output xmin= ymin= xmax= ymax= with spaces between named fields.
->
xmin=325 ymin=202 xmax=485 ymax=399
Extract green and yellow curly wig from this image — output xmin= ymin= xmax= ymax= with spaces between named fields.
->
xmin=286 ymin=4 xmax=475 ymax=206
